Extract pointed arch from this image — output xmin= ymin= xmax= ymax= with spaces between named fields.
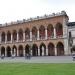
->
xmin=32 ymin=44 xmax=38 ymax=56
xmin=32 ymin=27 xmax=37 ymax=40
xmin=7 ymin=31 xmax=11 ymax=41
xmin=47 ymin=24 xmax=54 ymax=38
xmin=48 ymin=43 xmax=55 ymax=56
xmin=18 ymin=29 xmax=23 ymax=41
xmin=18 ymin=45 xmax=23 ymax=57
xmin=39 ymin=25 xmax=45 ymax=39
xmin=1 ymin=46 xmax=5 ymax=56
xmin=25 ymin=28 xmax=30 ymax=40
xmin=1 ymin=32 xmax=5 ymax=42
xmin=56 ymin=23 xmax=63 ymax=37
xmin=25 ymin=44 xmax=30 ymax=55
xmin=12 ymin=45 xmax=17 ymax=56
xmin=6 ymin=46 xmax=11 ymax=57
xmin=13 ymin=30 xmax=17 ymax=41
xmin=40 ymin=43 xmax=46 ymax=56
xmin=56 ymin=42 xmax=64 ymax=56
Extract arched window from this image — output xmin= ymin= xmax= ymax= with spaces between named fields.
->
xmin=18 ymin=29 xmax=23 ymax=41
xmin=32 ymin=27 xmax=37 ymax=40
xmin=7 ymin=31 xmax=11 ymax=41
xmin=13 ymin=30 xmax=17 ymax=41
xmin=39 ymin=25 xmax=45 ymax=39
xmin=1 ymin=32 xmax=5 ymax=42
xmin=56 ymin=23 xmax=63 ymax=37
xmin=47 ymin=24 xmax=54 ymax=38
xmin=25 ymin=28 xmax=30 ymax=41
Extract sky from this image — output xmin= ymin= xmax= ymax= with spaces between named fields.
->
xmin=0 ymin=0 xmax=75 ymax=24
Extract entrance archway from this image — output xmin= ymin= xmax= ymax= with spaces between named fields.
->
xmin=18 ymin=45 xmax=23 ymax=57
xmin=57 ymin=42 xmax=64 ymax=56
xmin=40 ymin=43 xmax=46 ymax=56
xmin=12 ymin=45 xmax=17 ymax=56
xmin=25 ymin=44 xmax=30 ymax=55
xmin=48 ymin=43 xmax=55 ymax=56
xmin=7 ymin=46 xmax=11 ymax=57
xmin=32 ymin=44 xmax=38 ymax=56
xmin=1 ymin=47 xmax=5 ymax=56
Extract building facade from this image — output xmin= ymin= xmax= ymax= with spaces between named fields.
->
xmin=67 ymin=22 xmax=75 ymax=53
xmin=0 ymin=11 xmax=69 ymax=57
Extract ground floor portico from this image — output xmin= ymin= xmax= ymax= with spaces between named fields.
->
xmin=0 ymin=40 xmax=68 ymax=57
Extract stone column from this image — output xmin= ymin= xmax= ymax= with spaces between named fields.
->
xmin=13 ymin=48 xmax=16 ymax=56
xmin=5 ymin=34 xmax=7 ymax=43
xmin=30 ymin=31 xmax=32 ymax=41
xmin=31 ymin=49 xmax=32 ymax=56
xmin=45 ymin=28 xmax=47 ymax=40
xmin=17 ymin=32 xmax=19 ymax=42
xmin=54 ymin=27 xmax=56 ymax=38
xmin=23 ymin=32 xmax=25 ymax=42
xmin=37 ymin=30 xmax=39 ymax=40
xmin=55 ymin=45 xmax=57 ymax=56
xmin=11 ymin=33 xmax=13 ymax=43
xmin=38 ymin=48 xmax=40 ymax=56
xmin=23 ymin=49 xmax=25 ymax=56
xmin=46 ymin=48 xmax=48 ymax=56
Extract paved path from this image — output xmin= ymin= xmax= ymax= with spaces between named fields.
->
xmin=0 ymin=56 xmax=75 ymax=63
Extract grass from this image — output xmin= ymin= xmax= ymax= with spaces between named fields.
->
xmin=0 ymin=63 xmax=75 ymax=75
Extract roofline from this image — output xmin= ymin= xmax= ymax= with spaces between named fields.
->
xmin=0 ymin=11 xmax=68 ymax=28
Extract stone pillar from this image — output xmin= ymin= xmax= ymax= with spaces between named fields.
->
xmin=30 ymin=31 xmax=32 ymax=41
xmin=54 ymin=27 xmax=56 ymax=38
xmin=37 ymin=30 xmax=39 ymax=40
xmin=17 ymin=32 xmax=19 ymax=42
xmin=45 ymin=28 xmax=47 ymax=40
xmin=38 ymin=48 xmax=40 ymax=56
xmin=23 ymin=49 xmax=25 ymax=56
xmin=5 ymin=48 xmax=7 ymax=57
xmin=11 ymin=33 xmax=13 ymax=43
xmin=55 ymin=45 xmax=57 ymax=56
xmin=13 ymin=48 xmax=16 ymax=56
xmin=23 ymin=32 xmax=25 ymax=42
xmin=31 ymin=49 xmax=32 ymax=56
xmin=5 ymin=34 xmax=7 ymax=43
xmin=46 ymin=48 xmax=48 ymax=56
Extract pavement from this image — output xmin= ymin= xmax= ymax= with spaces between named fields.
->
xmin=0 ymin=56 xmax=75 ymax=63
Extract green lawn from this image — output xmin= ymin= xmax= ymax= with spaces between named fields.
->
xmin=0 ymin=63 xmax=75 ymax=75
